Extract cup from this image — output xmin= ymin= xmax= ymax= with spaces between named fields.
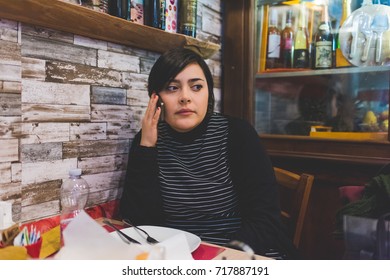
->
xmin=0 ymin=201 xmax=14 ymax=230
xmin=25 ymin=238 xmax=43 ymax=259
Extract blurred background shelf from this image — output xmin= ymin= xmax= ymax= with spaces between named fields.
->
xmin=0 ymin=0 xmax=220 ymax=58
xmin=256 ymin=65 xmax=390 ymax=78
xmin=223 ymin=0 xmax=390 ymax=260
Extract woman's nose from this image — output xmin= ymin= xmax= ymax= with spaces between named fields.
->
xmin=179 ymin=88 xmax=191 ymax=104
xmin=180 ymin=98 xmax=191 ymax=104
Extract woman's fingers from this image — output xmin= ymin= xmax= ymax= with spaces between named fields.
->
xmin=153 ymin=106 xmax=161 ymax=123
xmin=144 ymin=93 xmax=158 ymax=119
xmin=140 ymin=93 xmax=161 ymax=147
xmin=147 ymin=93 xmax=160 ymax=122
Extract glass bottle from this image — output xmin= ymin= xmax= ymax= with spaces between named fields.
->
xmin=143 ymin=0 xmax=156 ymax=26
xmin=164 ymin=0 xmax=178 ymax=33
xmin=336 ymin=0 xmax=352 ymax=67
xmin=99 ymin=0 xmax=109 ymax=13
xmin=60 ymin=169 xmax=90 ymax=235
xmin=266 ymin=8 xmax=281 ymax=69
xmin=130 ymin=0 xmax=145 ymax=25
xmin=159 ymin=0 xmax=166 ymax=30
xmin=108 ymin=0 xmax=130 ymax=20
xmin=293 ymin=4 xmax=309 ymax=68
xmin=145 ymin=0 xmax=160 ymax=28
xmin=179 ymin=0 xmax=197 ymax=37
xmin=314 ymin=5 xmax=334 ymax=69
xmin=280 ymin=9 xmax=294 ymax=68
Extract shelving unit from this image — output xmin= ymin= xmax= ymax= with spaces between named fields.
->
xmin=223 ymin=0 xmax=389 ymax=143
xmin=223 ymin=0 xmax=390 ymax=259
xmin=0 ymin=0 xmax=220 ymax=58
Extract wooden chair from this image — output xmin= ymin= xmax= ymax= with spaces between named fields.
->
xmin=274 ymin=167 xmax=314 ymax=250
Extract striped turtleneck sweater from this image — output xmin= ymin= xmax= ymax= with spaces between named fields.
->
xmin=157 ymin=114 xmax=242 ymax=245
xmin=121 ymin=113 xmax=300 ymax=258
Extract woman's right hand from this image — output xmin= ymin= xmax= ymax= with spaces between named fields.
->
xmin=140 ymin=93 xmax=161 ymax=147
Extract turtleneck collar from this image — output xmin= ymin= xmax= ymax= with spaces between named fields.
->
xmin=160 ymin=114 xmax=212 ymax=144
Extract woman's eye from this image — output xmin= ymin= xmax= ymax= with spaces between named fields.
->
xmin=192 ymin=84 xmax=203 ymax=91
xmin=166 ymin=85 xmax=178 ymax=92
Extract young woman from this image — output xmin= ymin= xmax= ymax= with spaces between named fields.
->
xmin=120 ymin=47 xmax=298 ymax=258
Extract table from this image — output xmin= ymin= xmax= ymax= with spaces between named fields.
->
xmin=96 ymin=218 xmax=271 ymax=260
xmin=205 ymin=242 xmax=270 ymax=260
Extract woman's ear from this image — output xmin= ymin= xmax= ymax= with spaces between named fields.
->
xmin=160 ymin=101 xmax=165 ymax=121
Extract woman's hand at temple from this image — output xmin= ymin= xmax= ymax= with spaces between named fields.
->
xmin=140 ymin=93 xmax=161 ymax=147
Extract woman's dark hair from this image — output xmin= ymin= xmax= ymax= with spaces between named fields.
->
xmin=148 ymin=47 xmax=215 ymax=114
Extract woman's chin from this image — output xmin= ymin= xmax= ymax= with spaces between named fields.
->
xmin=169 ymin=120 xmax=200 ymax=132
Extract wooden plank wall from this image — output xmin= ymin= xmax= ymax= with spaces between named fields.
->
xmin=0 ymin=0 xmax=222 ymax=223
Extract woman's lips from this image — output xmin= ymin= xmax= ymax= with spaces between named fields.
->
xmin=176 ymin=109 xmax=194 ymax=115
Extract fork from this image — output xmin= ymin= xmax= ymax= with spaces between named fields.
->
xmin=103 ymin=219 xmax=141 ymax=244
xmin=371 ymin=14 xmax=389 ymax=63
xmin=359 ymin=13 xmax=373 ymax=62
xmin=122 ymin=218 xmax=159 ymax=244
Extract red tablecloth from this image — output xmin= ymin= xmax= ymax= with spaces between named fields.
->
xmin=192 ymin=243 xmax=225 ymax=260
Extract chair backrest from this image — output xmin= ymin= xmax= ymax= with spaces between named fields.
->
xmin=274 ymin=167 xmax=314 ymax=249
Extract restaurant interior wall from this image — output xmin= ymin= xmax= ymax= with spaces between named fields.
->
xmin=0 ymin=0 xmax=223 ymax=224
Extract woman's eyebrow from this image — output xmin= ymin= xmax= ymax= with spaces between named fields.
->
xmin=170 ymin=77 xmax=205 ymax=83
xmin=189 ymin=78 xmax=205 ymax=83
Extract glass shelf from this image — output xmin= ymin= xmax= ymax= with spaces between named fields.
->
xmin=256 ymin=65 xmax=390 ymax=78
xmin=254 ymin=0 xmax=389 ymax=141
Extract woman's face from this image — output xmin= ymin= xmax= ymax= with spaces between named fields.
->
xmin=159 ymin=63 xmax=209 ymax=132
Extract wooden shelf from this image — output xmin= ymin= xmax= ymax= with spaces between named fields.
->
xmin=0 ymin=0 xmax=220 ymax=58
xmin=260 ymin=134 xmax=390 ymax=165
xmin=256 ymin=66 xmax=390 ymax=79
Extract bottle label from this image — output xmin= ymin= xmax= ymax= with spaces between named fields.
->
xmin=318 ymin=23 xmax=330 ymax=32
xmin=180 ymin=0 xmax=197 ymax=36
xmin=130 ymin=0 xmax=144 ymax=24
xmin=159 ymin=0 xmax=166 ymax=30
xmin=315 ymin=41 xmax=333 ymax=68
xmin=294 ymin=49 xmax=309 ymax=68
xmin=294 ymin=29 xmax=307 ymax=49
xmin=164 ymin=0 xmax=178 ymax=33
xmin=267 ymin=34 xmax=281 ymax=58
xmin=181 ymin=0 xmax=197 ymax=25
xmin=284 ymin=38 xmax=292 ymax=50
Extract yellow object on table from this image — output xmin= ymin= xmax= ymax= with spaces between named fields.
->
xmin=1 ymin=224 xmax=20 ymax=246
xmin=39 ymin=225 xmax=61 ymax=259
xmin=0 ymin=245 xmax=28 ymax=260
xmin=0 ymin=225 xmax=60 ymax=259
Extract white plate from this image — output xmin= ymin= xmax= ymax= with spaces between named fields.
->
xmin=110 ymin=225 xmax=201 ymax=252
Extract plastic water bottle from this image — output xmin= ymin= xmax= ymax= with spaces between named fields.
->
xmin=60 ymin=169 xmax=90 ymax=234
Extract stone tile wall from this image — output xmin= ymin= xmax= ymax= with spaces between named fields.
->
xmin=0 ymin=0 xmax=222 ymax=223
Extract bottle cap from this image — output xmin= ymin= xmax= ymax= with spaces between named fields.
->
xmin=69 ymin=168 xmax=82 ymax=176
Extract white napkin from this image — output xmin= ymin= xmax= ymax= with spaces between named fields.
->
xmin=54 ymin=211 xmax=193 ymax=260
xmin=155 ymin=231 xmax=193 ymax=260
